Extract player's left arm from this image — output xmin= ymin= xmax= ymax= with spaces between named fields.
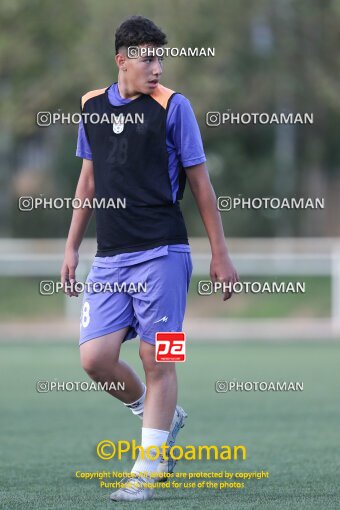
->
xmin=185 ymin=162 xmax=239 ymax=300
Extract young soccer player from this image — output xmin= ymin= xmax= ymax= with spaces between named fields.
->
xmin=61 ymin=16 xmax=238 ymax=502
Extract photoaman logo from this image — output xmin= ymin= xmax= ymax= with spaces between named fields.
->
xmin=155 ymin=332 xmax=186 ymax=362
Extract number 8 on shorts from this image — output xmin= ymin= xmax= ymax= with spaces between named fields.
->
xmin=81 ymin=301 xmax=90 ymax=328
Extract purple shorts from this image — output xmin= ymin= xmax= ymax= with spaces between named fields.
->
xmin=79 ymin=251 xmax=193 ymax=346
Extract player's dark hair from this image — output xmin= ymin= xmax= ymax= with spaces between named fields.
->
xmin=115 ymin=16 xmax=167 ymax=54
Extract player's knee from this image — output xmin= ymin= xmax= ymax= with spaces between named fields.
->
xmin=80 ymin=350 xmax=102 ymax=379
xmin=139 ymin=345 xmax=175 ymax=379
xmin=80 ymin=348 xmax=117 ymax=380
xmin=146 ymin=362 xmax=176 ymax=382
xmin=139 ymin=344 xmax=154 ymax=369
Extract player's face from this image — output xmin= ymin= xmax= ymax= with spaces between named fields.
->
xmin=123 ymin=45 xmax=164 ymax=95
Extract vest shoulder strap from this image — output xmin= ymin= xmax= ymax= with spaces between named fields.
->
xmin=81 ymin=87 xmax=107 ymax=109
xmin=150 ymin=84 xmax=176 ymax=109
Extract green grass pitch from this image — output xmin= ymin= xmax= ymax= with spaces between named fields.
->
xmin=1 ymin=340 xmax=339 ymax=509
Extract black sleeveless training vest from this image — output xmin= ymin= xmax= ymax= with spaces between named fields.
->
xmin=81 ymin=85 xmax=189 ymax=256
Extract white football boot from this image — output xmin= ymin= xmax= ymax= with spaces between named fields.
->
xmin=110 ymin=475 xmax=154 ymax=502
xmin=155 ymin=405 xmax=188 ymax=482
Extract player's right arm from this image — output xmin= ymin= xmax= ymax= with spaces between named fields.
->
xmin=61 ymin=158 xmax=95 ymax=296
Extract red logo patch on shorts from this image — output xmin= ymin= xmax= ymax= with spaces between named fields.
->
xmin=155 ymin=332 xmax=186 ymax=362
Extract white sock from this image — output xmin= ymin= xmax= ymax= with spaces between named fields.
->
xmin=132 ymin=427 xmax=169 ymax=477
xmin=123 ymin=384 xmax=146 ymax=420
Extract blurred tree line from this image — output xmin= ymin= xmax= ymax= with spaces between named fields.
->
xmin=1 ymin=0 xmax=339 ymax=239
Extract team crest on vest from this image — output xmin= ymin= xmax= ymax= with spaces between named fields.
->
xmin=112 ymin=115 xmax=125 ymax=134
